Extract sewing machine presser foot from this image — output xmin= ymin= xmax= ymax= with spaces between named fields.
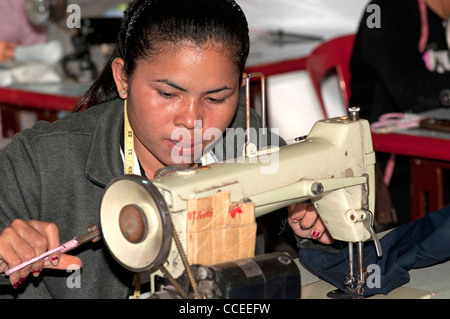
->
xmin=329 ymin=210 xmax=382 ymax=299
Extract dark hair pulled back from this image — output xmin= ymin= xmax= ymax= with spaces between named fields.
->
xmin=74 ymin=0 xmax=250 ymax=111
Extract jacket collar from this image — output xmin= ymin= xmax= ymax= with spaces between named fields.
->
xmin=84 ymin=98 xmax=125 ymax=188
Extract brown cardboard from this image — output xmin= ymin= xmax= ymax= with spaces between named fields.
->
xmin=186 ymin=191 xmax=256 ymax=265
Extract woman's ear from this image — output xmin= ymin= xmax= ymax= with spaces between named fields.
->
xmin=111 ymin=57 xmax=129 ymax=98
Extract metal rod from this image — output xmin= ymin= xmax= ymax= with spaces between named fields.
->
xmin=245 ymin=72 xmax=267 ymax=144
xmin=245 ymin=75 xmax=251 ymax=143
xmin=357 ymin=241 xmax=365 ymax=285
xmin=260 ymin=74 xmax=266 ymax=133
xmin=344 ymin=242 xmax=355 ymax=288
xmin=348 ymin=242 xmax=354 ymax=280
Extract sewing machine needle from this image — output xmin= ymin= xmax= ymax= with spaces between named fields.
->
xmin=4 ymin=225 xmax=101 ymax=277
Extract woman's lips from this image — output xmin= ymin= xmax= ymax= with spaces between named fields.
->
xmin=169 ymin=140 xmax=202 ymax=156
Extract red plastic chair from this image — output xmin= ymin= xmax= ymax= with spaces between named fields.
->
xmin=305 ymin=34 xmax=355 ymax=117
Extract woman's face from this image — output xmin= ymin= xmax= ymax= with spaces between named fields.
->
xmin=115 ymin=42 xmax=243 ymax=174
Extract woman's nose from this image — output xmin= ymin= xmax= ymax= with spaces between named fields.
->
xmin=174 ymin=99 xmax=203 ymax=129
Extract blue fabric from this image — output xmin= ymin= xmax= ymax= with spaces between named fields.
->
xmin=299 ymin=205 xmax=450 ymax=296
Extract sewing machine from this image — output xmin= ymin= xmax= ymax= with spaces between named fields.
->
xmin=99 ymin=89 xmax=382 ymax=298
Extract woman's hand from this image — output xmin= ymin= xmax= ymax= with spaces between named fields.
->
xmin=0 ymin=219 xmax=82 ymax=288
xmin=287 ymin=201 xmax=334 ymax=244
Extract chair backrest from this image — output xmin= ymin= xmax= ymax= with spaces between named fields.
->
xmin=305 ymin=34 xmax=356 ymax=117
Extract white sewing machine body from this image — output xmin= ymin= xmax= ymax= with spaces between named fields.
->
xmin=155 ymin=116 xmax=374 ymax=274
xmin=100 ymin=111 xmax=379 ymax=298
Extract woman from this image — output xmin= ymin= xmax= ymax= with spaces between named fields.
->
xmin=0 ymin=0 xmax=330 ymax=298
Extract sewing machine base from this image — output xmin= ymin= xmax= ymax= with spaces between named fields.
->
xmin=301 ymin=280 xmax=434 ymax=299
xmin=150 ymin=252 xmax=301 ymax=299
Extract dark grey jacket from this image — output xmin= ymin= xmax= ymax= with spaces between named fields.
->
xmin=0 ymin=98 xmax=282 ymax=298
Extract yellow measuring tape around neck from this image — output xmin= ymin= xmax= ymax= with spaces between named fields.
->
xmin=124 ymin=99 xmax=134 ymax=175
xmin=123 ymin=99 xmax=142 ymax=299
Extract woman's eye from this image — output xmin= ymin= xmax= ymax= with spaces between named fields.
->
xmin=207 ymin=97 xmax=226 ymax=104
xmin=158 ymin=91 xmax=174 ymax=99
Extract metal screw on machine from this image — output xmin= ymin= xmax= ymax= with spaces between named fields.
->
xmin=277 ymin=254 xmax=292 ymax=265
xmin=311 ymin=182 xmax=324 ymax=195
xmin=348 ymin=107 xmax=360 ymax=121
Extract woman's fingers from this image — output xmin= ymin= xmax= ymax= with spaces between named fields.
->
xmin=287 ymin=202 xmax=334 ymax=244
xmin=0 ymin=219 xmax=69 ymax=287
xmin=298 ymin=203 xmax=318 ymax=229
xmin=44 ymin=254 xmax=83 ymax=271
xmin=0 ymin=226 xmax=31 ymax=286
xmin=27 ymin=220 xmax=62 ymax=271
xmin=4 ymin=220 xmax=52 ymax=284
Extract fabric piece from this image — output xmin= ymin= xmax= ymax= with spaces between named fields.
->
xmin=299 ymin=205 xmax=450 ymax=296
